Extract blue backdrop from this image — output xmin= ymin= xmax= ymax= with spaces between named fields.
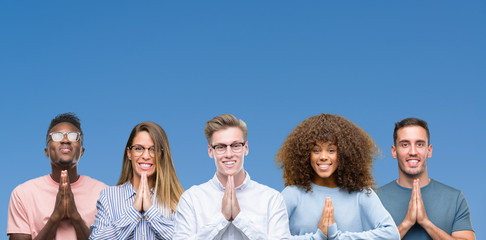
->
xmin=1 ymin=1 xmax=484 ymax=238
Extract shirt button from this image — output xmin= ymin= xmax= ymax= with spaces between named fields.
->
xmin=137 ymin=217 xmax=140 ymax=221
xmin=146 ymin=215 xmax=150 ymax=219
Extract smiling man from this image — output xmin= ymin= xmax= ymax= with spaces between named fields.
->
xmin=7 ymin=113 xmax=107 ymax=240
xmin=173 ymin=114 xmax=290 ymax=240
xmin=377 ymin=118 xmax=475 ymax=240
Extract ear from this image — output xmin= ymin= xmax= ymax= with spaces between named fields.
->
xmin=244 ymin=141 xmax=249 ymax=156
xmin=208 ymin=144 xmax=214 ymax=158
xmin=80 ymin=147 xmax=85 ymax=158
xmin=391 ymin=145 xmax=397 ymax=159
xmin=127 ymin=147 xmax=132 ymax=160
xmin=427 ymin=144 xmax=433 ymax=158
xmin=44 ymin=147 xmax=49 ymax=158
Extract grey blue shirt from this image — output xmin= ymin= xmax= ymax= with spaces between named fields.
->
xmin=377 ymin=179 xmax=474 ymax=240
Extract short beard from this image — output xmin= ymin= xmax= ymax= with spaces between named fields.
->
xmin=52 ymin=158 xmax=79 ymax=168
xmin=399 ymin=162 xmax=426 ymax=178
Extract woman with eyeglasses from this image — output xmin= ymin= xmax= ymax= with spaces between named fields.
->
xmin=90 ymin=122 xmax=184 ymax=239
xmin=276 ymin=114 xmax=400 ymax=240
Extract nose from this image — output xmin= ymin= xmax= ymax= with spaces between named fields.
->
xmin=60 ymin=133 xmax=70 ymax=143
xmin=224 ymin=145 xmax=234 ymax=157
xmin=141 ymin=148 xmax=152 ymax=159
xmin=319 ymin=151 xmax=328 ymax=161
xmin=409 ymin=145 xmax=417 ymax=155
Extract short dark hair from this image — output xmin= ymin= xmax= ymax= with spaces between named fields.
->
xmin=46 ymin=112 xmax=83 ymax=145
xmin=393 ymin=117 xmax=430 ymax=145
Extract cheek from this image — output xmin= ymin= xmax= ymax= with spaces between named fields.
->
xmin=214 ymin=156 xmax=221 ymax=166
xmin=423 ymin=149 xmax=430 ymax=158
xmin=395 ymin=150 xmax=404 ymax=158
xmin=130 ymin=159 xmax=138 ymax=171
xmin=309 ymin=154 xmax=317 ymax=163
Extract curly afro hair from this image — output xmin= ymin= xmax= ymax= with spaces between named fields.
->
xmin=276 ymin=114 xmax=379 ymax=193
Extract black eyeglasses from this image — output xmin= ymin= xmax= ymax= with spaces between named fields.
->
xmin=48 ymin=132 xmax=81 ymax=142
xmin=211 ymin=142 xmax=245 ymax=154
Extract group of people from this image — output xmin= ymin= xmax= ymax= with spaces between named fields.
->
xmin=7 ymin=112 xmax=475 ymax=239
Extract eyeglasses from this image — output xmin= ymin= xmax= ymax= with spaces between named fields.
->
xmin=48 ymin=132 xmax=81 ymax=142
xmin=211 ymin=142 xmax=246 ymax=154
xmin=129 ymin=145 xmax=157 ymax=157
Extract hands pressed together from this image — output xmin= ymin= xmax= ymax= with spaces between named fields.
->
xmin=222 ymin=175 xmax=240 ymax=221
xmin=318 ymin=197 xmax=336 ymax=236
xmin=134 ymin=171 xmax=153 ymax=212
xmin=399 ymin=179 xmax=430 ymax=236
xmin=52 ymin=170 xmax=81 ymax=222
xmin=35 ymin=170 xmax=90 ymax=240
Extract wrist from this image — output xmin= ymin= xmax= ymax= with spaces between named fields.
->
xmin=418 ymin=218 xmax=433 ymax=230
xmin=398 ymin=221 xmax=413 ymax=232
xmin=70 ymin=211 xmax=83 ymax=222
xmin=50 ymin=211 xmax=63 ymax=223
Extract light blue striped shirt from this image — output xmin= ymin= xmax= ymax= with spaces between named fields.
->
xmin=90 ymin=181 xmax=174 ymax=240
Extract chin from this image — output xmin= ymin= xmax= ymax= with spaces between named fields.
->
xmin=218 ymin=168 xmax=237 ymax=177
xmin=402 ymin=168 xmax=424 ymax=177
xmin=318 ymin=174 xmax=332 ymax=179
xmin=147 ymin=171 xmax=156 ymax=178
xmin=55 ymin=160 xmax=78 ymax=166
xmin=136 ymin=170 xmax=155 ymax=177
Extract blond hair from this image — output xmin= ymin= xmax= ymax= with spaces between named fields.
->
xmin=204 ymin=114 xmax=247 ymax=144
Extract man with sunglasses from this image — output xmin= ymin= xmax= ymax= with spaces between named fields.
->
xmin=173 ymin=114 xmax=290 ymax=240
xmin=7 ymin=113 xmax=107 ymax=240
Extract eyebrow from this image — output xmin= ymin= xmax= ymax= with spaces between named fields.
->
xmin=312 ymin=144 xmax=337 ymax=148
xmin=131 ymin=144 xmax=155 ymax=147
xmin=213 ymin=140 xmax=244 ymax=145
xmin=398 ymin=140 xmax=426 ymax=143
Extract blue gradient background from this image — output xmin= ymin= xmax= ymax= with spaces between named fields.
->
xmin=1 ymin=1 xmax=484 ymax=238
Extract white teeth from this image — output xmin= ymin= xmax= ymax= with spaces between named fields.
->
xmin=140 ymin=164 xmax=151 ymax=168
xmin=318 ymin=164 xmax=330 ymax=170
xmin=408 ymin=160 xmax=418 ymax=165
xmin=224 ymin=161 xmax=236 ymax=165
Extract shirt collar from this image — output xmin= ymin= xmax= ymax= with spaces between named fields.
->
xmin=122 ymin=181 xmax=137 ymax=200
xmin=211 ymin=171 xmax=251 ymax=191
xmin=46 ymin=174 xmax=84 ymax=187
xmin=121 ymin=181 xmax=154 ymax=200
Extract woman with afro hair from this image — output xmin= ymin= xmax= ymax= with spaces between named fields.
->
xmin=276 ymin=114 xmax=399 ymax=239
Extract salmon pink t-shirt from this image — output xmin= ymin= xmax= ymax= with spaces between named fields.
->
xmin=7 ymin=175 xmax=107 ymax=239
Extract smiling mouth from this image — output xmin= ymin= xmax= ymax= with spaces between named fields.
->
xmin=139 ymin=163 xmax=153 ymax=170
xmin=407 ymin=159 xmax=420 ymax=166
xmin=317 ymin=163 xmax=332 ymax=171
xmin=223 ymin=161 xmax=236 ymax=166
